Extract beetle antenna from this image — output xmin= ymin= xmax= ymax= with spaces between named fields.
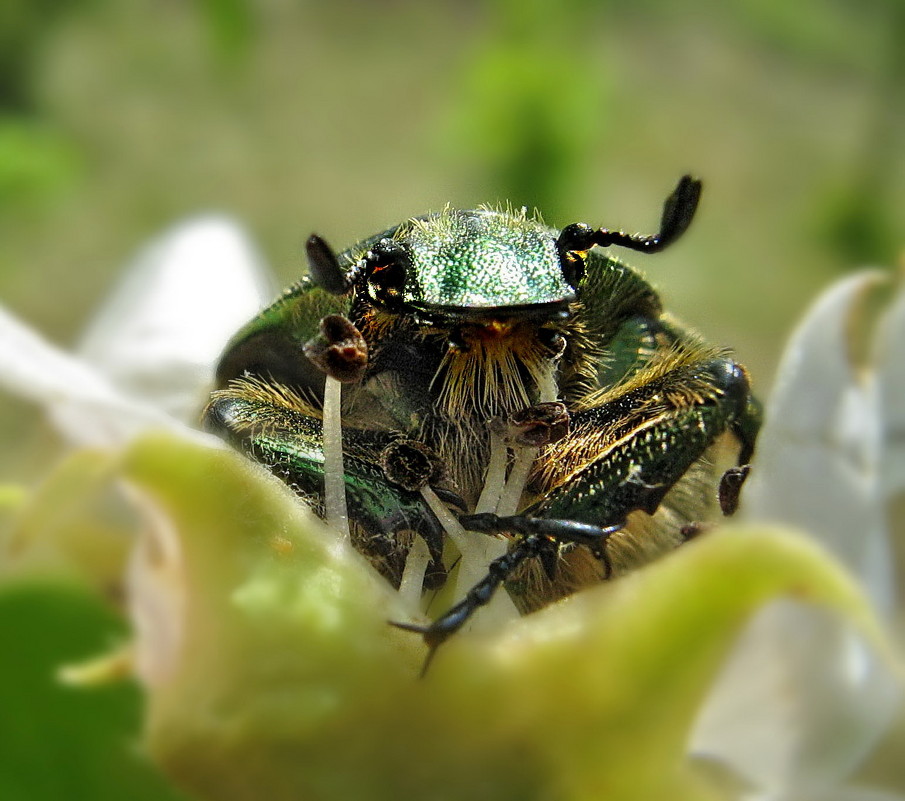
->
xmin=306 ymin=234 xmax=350 ymax=295
xmin=557 ymin=175 xmax=702 ymax=257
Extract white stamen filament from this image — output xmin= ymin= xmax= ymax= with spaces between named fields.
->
xmin=420 ymin=484 xmax=518 ymax=628
xmin=419 ymin=485 xmax=471 ymax=554
xmin=474 ymin=430 xmax=508 ymax=513
xmin=322 ymin=375 xmax=350 ymax=540
xmin=494 ymin=360 xmax=557 ymax=517
xmin=403 ymin=357 xmax=561 ymax=629
xmin=536 ymin=362 xmax=559 ymax=404
xmin=397 ymin=536 xmax=431 ymax=611
xmin=494 ymin=446 xmax=537 ymax=517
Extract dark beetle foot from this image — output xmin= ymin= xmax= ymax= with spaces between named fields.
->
xmin=719 ymin=464 xmax=751 ymax=516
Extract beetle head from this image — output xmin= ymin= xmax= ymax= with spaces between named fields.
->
xmin=358 ymin=209 xmax=577 ymax=329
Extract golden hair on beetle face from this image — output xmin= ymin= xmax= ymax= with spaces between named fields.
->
xmin=432 ymin=319 xmax=558 ymax=419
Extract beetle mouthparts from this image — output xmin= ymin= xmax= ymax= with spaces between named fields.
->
xmin=472 ymin=319 xmax=514 ymax=341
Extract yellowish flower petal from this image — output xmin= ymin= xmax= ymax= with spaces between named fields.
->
xmin=122 ymin=433 xmax=886 ymax=801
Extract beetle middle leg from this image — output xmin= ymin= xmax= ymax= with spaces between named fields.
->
xmin=204 ymin=379 xmax=452 ymax=590
xmin=391 ymin=519 xmax=621 ymax=675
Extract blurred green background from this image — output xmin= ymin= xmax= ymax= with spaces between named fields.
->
xmin=0 ymin=1 xmax=903 ymax=798
xmin=2 ymin=0 xmax=903 ymax=481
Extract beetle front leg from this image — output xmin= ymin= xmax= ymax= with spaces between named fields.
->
xmin=391 ymin=517 xmax=621 ymax=673
xmin=391 ymin=533 xmax=550 ymax=672
xmin=460 ymin=513 xmax=622 ymax=578
xmin=729 ymin=393 xmax=762 ymax=468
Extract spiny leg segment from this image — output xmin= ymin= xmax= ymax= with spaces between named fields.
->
xmin=391 ymin=515 xmax=622 ymax=675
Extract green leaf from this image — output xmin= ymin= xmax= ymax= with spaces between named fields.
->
xmin=0 ymin=581 xmax=186 ymax=801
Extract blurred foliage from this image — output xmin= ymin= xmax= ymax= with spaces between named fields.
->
xmin=0 ymin=581 xmax=186 ymax=801
xmin=0 ymin=0 xmax=88 ymax=112
xmin=0 ymin=116 xmax=82 ymax=209
xmin=0 ymin=3 xmax=899 ymax=495
xmin=817 ymin=1 xmax=905 ymax=266
xmin=198 ymin=0 xmax=255 ymax=68
xmin=441 ymin=0 xmax=608 ymax=220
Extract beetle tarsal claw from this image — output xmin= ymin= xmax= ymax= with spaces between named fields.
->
xmin=718 ymin=464 xmax=751 ymax=516
xmin=388 ymin=619 xmax=431 ymax=636
xmin=389 ymin=619 xmax=448 ymax=654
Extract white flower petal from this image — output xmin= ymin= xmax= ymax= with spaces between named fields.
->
xmin=693 ymin=600 xmax=897 ymax=796
xmin=691 ymin=272 xmax=901 ymax=795
xmin=754 ymin=786 xmax=905 ymax=801
xmin=874 ymin=275 xmax=905 ymax=500
xmin=77 ymin=215 xmax=275 ymax=423
xmin=0 ymin=304 xmax=177 ymax=446
xmin=0 ymin=216 xmax=274 ymax=447
xmin=125 ymin=485 xmax=188 ymax=687
xmin=741 ymin=271 xmax=890 ymax=601
xmin=813 ymin=787 xmax=905 ymax=801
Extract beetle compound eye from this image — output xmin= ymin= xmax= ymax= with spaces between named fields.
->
xmin=364 ymin=238 xmax=409 ymax=307
xmin=370 ymin=261 xmax=406 ymax=291
xmin=556 ymin=223 xmax=595 ymax=288
xmin=560 ymin=252 xmax=585 ymax=289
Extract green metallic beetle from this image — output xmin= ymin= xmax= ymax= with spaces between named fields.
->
xmin=205 ymin=176 xmax=760 ymax=660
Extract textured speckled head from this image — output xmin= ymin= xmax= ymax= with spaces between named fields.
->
xmin=397 ymin=209 xmax=575 ymax=321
